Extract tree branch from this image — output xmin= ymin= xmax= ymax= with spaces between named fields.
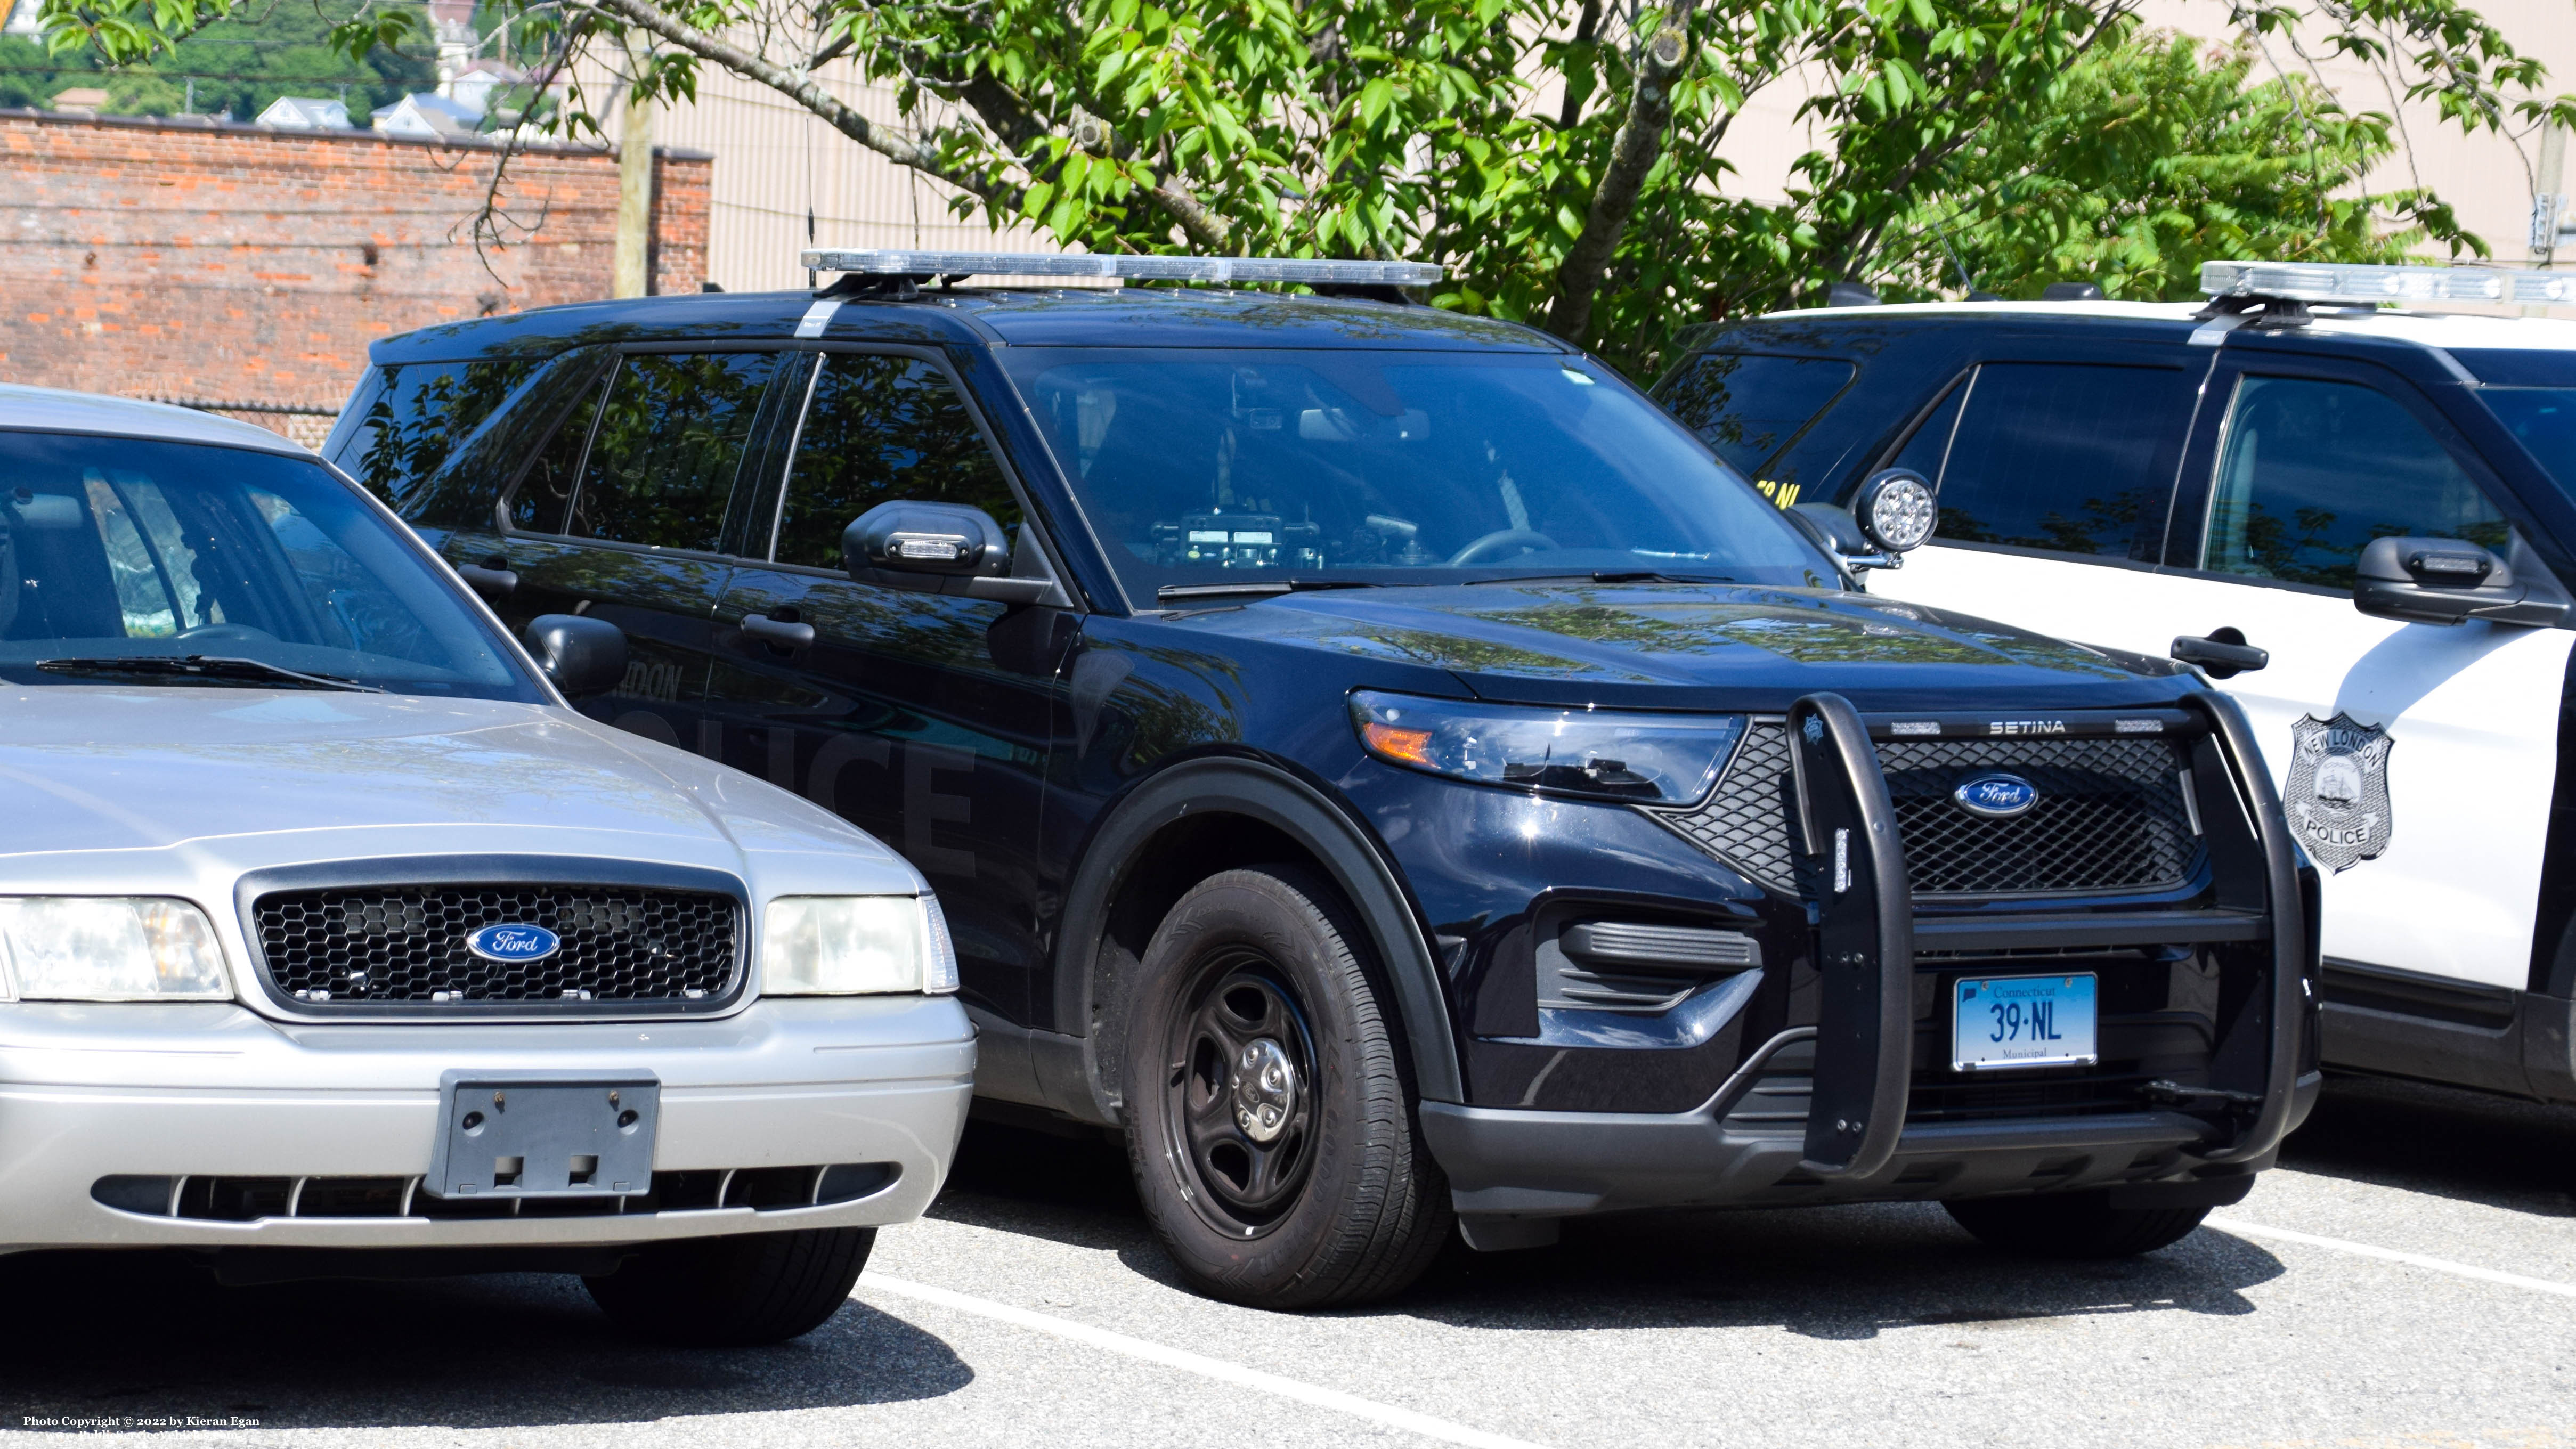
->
xmin=1556 ymin=0 xmax=1604 ymax=131
xmin=934 ymin=62 xmax=1232 ymax=248
xmin=1547 ymin=14 xmax=1694 ymax=340
xmin=583 ymin=0 xmax=1012 ymax=207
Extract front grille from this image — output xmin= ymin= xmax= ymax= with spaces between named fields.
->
xmin=252 ymin=885 xmax=740 ymax=1007
xmin=1650 ymin=721 xmax=2203 ymax=898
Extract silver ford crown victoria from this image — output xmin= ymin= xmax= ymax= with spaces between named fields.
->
xmin=0 ymin=386 xmax=973 ymax=1344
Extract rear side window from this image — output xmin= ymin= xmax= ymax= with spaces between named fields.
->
xmin=1925 ymin=363 xmax=2195 ymax=559
xmin=510 ymin=372 xmax=607 ymax=532
xmin=562 ymin=352 xmax=779 ymax=550
xmin=334 ymin=359 xmax=545 ymax=518
xmin=770 ymin=354 xmax=1020 ymax=569
xmin=1659 ymin=353 xmax=1855 ymax=475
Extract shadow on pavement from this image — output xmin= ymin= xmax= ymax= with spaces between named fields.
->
xmin=937 ymin=1118 xmax=2287 ymax=1338
xmin=2278 ymin=1072 xmax=2576 ymax=1216
xmin=0 ymin=1248 xmax=971 ymax=1432
xmin=1388 ymin=1199 xmax=2285 ymax=1340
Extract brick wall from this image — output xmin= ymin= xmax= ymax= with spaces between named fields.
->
xmin=0 ymin=111 xmax=710 ymax=440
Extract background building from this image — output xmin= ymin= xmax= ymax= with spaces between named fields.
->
xmin=0 ymin=110 xmax=707 ymax=443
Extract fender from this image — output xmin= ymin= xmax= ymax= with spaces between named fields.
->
xmin=1038 ymin=755 xmax=1464 ymax=1125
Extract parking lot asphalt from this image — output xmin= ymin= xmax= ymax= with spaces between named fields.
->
xmin=2 ymin=1074 xmax=2572 ymax=1449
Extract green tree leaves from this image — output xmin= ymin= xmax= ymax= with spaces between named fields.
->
xmin=39 ymin=0 xmax=2572 ymax=377
xmin=1891 ymin=31 xmax=2481 ymax=300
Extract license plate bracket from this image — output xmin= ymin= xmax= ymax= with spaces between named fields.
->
xmin=427 ymin=1069 xmax=659 ymax=1199
xmin=1951 ymin=973 xmax=2099 ymax=1072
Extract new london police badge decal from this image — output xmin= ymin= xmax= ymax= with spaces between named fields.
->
xmin=2286 ymin=712 xmax=2395 ymax=872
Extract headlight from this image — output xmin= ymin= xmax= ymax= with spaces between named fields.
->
xmin=762 ymin=895 xmax=960 ymax=996
xmin=0 ymin=898 xmax=231 ymax=1001
xmin=1349 ymin=690 xmax=1743 ymax=804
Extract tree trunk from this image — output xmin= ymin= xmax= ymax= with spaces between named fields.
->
xmin=613 ymin=30 xmax=653 ymax=299
xmin=1546 ymin=20 xmax=1692 ymax=343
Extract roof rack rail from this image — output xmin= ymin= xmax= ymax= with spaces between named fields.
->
xmin=799 ymin=248 xmax=1442 ymax=301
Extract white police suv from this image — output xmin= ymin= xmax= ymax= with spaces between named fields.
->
xmin=1656 ymin=261 xmax=2576 ymax=1104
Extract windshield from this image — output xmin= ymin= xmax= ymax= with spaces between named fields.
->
xmin=1001 ymin=348 xmax=1830 ymax=600
xmin=0 ymin=430 xmax=541 ymax=699
xmin=2481 ymin=388 xmax=2576 ymax=496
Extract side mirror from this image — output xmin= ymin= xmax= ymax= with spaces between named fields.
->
xmin=1787 ymin=469 xmax=1937 ymax=575
xmin=843 ymin=500 xmax=1051 ymax=604
xmin=2353 ymin=536 xmax=2567 ymax=628
xmin=523 ymin=614 xmax=628 ymax=698
xmin=454 ymin=553 xmax=517 ymax=600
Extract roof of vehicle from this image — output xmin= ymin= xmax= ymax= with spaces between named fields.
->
xmin=0 ymin=384 xmax=314 ymax=457
xmin=1733 ymin=298 xmax=2576 ymax=355
xmin=370 ymin=284 xmax=1566 ymax=367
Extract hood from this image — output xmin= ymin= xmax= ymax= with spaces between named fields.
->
xmin=1176 ymin=582 xmax=2189 ymax=711
xmin=0 ymin=688 xmax=910 ymax=896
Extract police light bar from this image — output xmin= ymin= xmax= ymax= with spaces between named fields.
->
xmin=2202 ymin=260 xmax=2576 ymax=306
xmin=799 ymin=249 xmax=1443 ymax=287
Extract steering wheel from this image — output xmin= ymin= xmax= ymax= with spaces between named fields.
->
xmin=174 ymin=622 xmax=278 ymax=644
xmin=1447 ymin=529 xmax=1559 ymax=567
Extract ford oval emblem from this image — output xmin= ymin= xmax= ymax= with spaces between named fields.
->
xmin=1953 ymin=773 xmax=2041 ymax=819
xmin=468 ymin=924 xmax=562 ymax=963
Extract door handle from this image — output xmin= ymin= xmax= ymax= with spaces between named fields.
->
xmin=455 ymin=557 xmax=517 ymax=599
xmin=2171 ymin=627 xmax=2268 ymax=679
xmin=740 ymin=612 xmax=816 ymax=648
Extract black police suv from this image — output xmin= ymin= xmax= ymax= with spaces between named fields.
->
xmin=326 ymin=261 xmax=2318 ymax=1309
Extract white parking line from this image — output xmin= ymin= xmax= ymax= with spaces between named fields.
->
xmin=2208 ymin=1217 xmax=2576 ymax=1299
xmin=860 ymin=1273 xmax=1555 ymax=1449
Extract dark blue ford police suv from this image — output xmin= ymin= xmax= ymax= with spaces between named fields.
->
xmin=326 ymin=251 xmax=2318 ymax=1309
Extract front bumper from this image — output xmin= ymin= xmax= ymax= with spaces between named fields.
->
xmin=1410 ymin=690 xmax=2318 ymax=1224
xmin=0 ymin=995 xmax=974 ymax=1252
xmin=1424 ymin=1057 xmax=2322 ymax=1218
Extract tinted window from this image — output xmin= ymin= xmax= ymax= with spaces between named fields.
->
xmin=1886 ymin=378 xmax=1966 ymax=479
xmin=1935 ymin=363 xmax=2193 ymax=559
xmin=1660 ymin=353 xmax=1856 ymax=475
xmin=335 ymin=359 xmax=545 ymax=521
xmin=2479 ymin=388 xmax=2576 ymax=498
xmin=1005 ymin=349 xmax=1826 ymax=599
xmin=772 ymin=354 xmax=1019 ymax=569
xmin=0 ymin=433 xmax=536 ymax=698
xmin=2205 ymin=376 xmax=2506 ymax=589
xmin=511 ymin=370 xmax=607 ymax=531
xmin=565 ymin=352 xmax=778 ymax=549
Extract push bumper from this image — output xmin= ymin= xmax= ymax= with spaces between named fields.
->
xmin=1424 ymin=690 xmax=2316 ymax=1231
xmin=0 ymin=995 xmax=974 ymax=1252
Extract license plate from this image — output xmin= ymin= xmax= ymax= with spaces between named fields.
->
xmin=1952 ymin=974 xmax=2098 ymax=1072
xmin=426 ymin=1070 xmax=660 ymax=1199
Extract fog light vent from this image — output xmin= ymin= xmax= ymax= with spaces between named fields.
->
xmin=1540 ymin=921 xmax=1763 ymax=1013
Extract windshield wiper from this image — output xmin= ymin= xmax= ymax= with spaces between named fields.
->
xmin=1465 ymin=570 xmax=1738 ymax=586
xmin=35 ymin=655 xmax=388 ymax=693
xmin=1155 ymin=579 xmax=1400 ymax=603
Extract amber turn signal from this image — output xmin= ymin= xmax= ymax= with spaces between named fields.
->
xmin=1360 ymin=721 xmax=1436 ymax=766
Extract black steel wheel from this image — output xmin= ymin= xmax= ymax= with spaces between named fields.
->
xmin=1123 ymin=865 xmax=1452 ymax=1309
xmin=1164 ymin=959 xmax=1321 ymax=1236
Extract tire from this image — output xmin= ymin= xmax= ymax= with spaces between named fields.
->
xmin=1122 ymin=865 xmax=1453 ymax=1310
xmin=584 ymin=1226 xmax=874 ymax=1345
xmin=1944 ymin=1192 xmax=2210 ymax=1258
